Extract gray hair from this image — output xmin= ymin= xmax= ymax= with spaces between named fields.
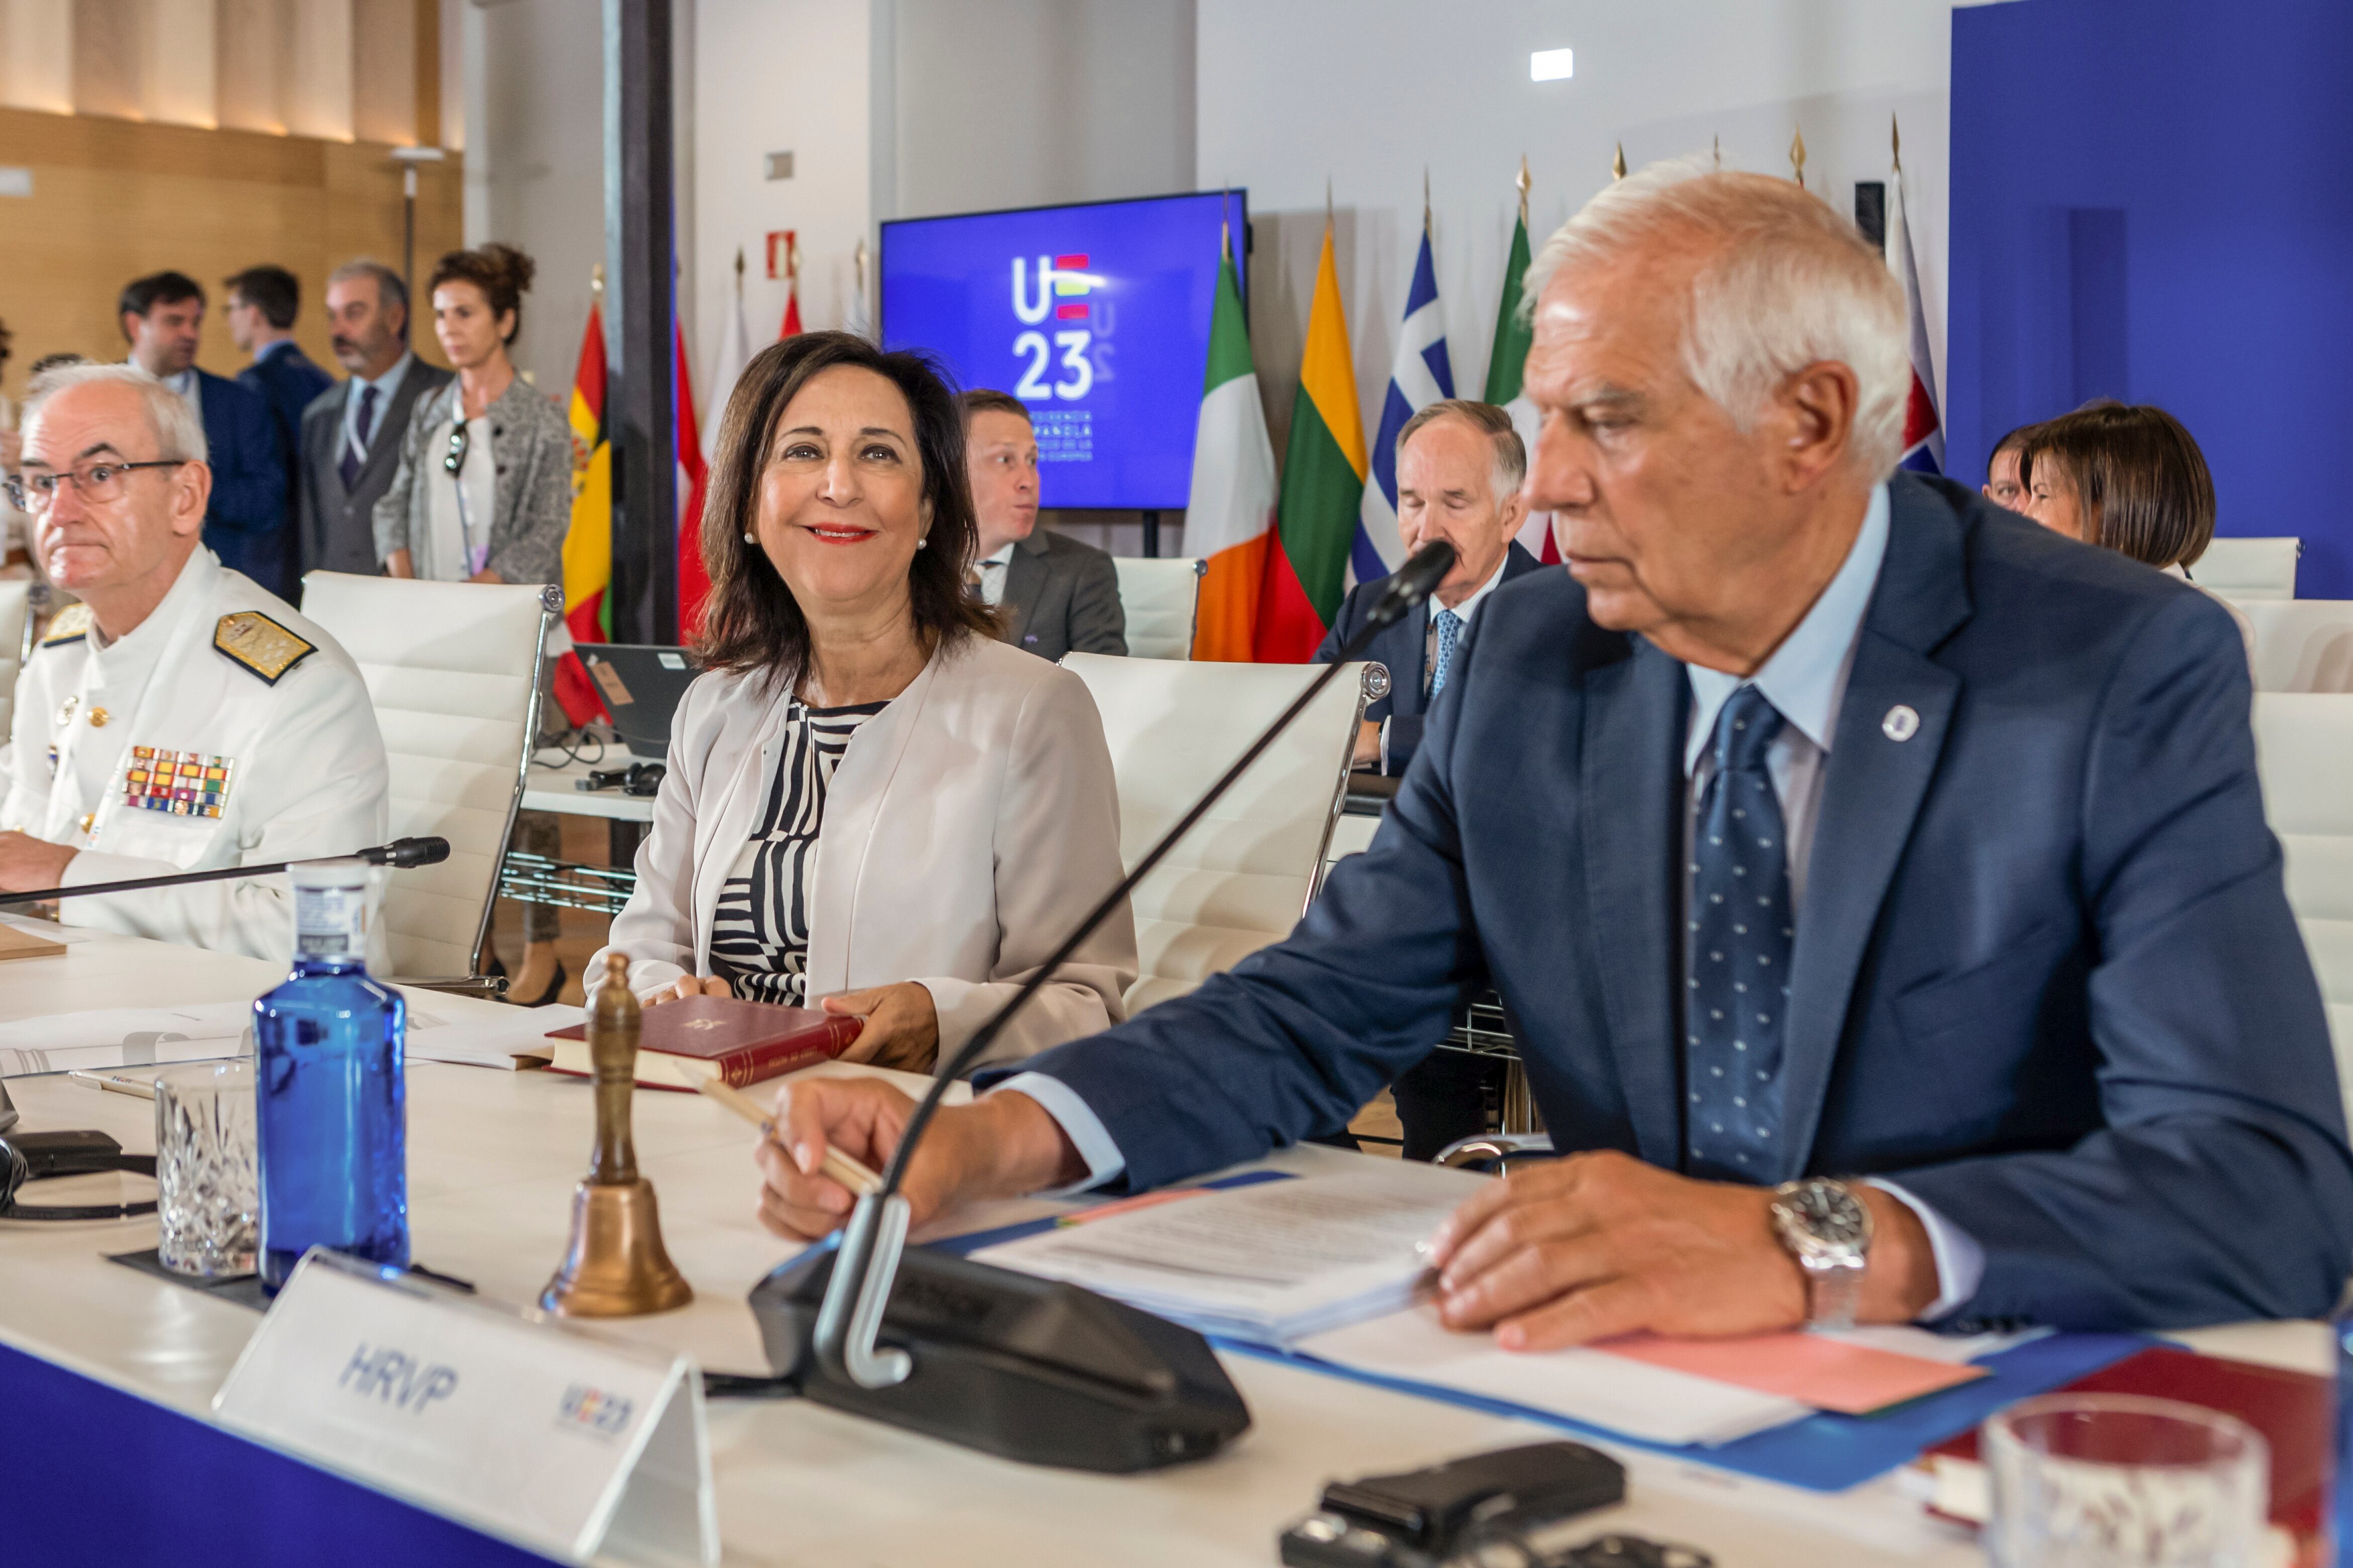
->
xmin=24 ymin=362 xmax=209 ymax=466
xmin=328 ymin=258 xmax=409 ymax=321
xmin=1397 ymin=398 xmax=1527 ymax=502
xmin=1523 ymin=157 xmax=1908 ymax=479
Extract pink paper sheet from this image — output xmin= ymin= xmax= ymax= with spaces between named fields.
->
xmin=1597 ymin=1332 xmax=1986 ymax=1415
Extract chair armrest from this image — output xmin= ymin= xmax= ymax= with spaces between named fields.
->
xmin=391 ymin=975 xmax=511 ymax=1001
xmin=1434 ymin=1132 xmax=1557 ymax=1173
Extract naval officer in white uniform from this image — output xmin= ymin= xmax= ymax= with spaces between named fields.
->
xmin=0 ymin=362 xmax=389 ymax=960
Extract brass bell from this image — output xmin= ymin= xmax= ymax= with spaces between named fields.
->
xmin=541 ymin=952 xmax=693 ymax=1317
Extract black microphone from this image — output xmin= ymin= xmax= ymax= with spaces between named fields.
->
xmin=0 ymin=837 xmax=454 ymax=906
xmin=747 ymin=540 xmax=1459 ymax=1472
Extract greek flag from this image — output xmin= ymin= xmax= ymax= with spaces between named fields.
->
xmin=1353 ymin=224 xmax=1454 ymax=585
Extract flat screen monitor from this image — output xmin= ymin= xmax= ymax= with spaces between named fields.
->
xmin=880 ymin=190 xmax=1248 ymax=511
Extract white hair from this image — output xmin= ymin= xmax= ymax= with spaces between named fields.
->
xmin=1523 ymin=156 xmax=1909 ymax=479
xmin=23 ymin=361 xmax=210 ymax=466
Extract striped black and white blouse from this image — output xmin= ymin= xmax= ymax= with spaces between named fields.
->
xmin=707 ymin=698 xmax=890 ymax=1004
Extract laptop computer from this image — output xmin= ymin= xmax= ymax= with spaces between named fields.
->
xmin=575 ymin=643 xmax=701 ymax=760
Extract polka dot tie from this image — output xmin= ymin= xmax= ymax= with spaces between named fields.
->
xmin=1430 ymin=608 xmax=1462 ymax=696
xmin=1686 ymin=684 xmax=1792 ymax=1182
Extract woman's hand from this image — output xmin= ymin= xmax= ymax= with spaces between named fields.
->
xmin=820 ymin=982 xmax=940 ymax=1071
xmin=643 ymin=974 xmax=733 ymax=1008
xmin=385 ymin=548 xmax=415 ymax=579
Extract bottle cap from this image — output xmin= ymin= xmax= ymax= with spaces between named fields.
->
xmin=289 ymin=856 xmax=370 ymax=892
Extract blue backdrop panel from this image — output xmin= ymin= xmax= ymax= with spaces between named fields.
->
xmin=0 ymin=1339 xmax=555 ymax=1567
xmin=1949 ymin=0 xmax=2353 ymax=596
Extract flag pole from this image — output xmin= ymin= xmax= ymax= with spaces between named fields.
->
xmin=1611 ymin=142 xmax=1627 ymax=182
xmin=1516 ymin=154 xmax=1530 ymax=225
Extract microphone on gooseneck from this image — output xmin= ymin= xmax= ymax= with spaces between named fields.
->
xmin=0 ymin=837 xmax=454 ymax=906
xmin=745 ymin=540 xmax=1459 ymax=1472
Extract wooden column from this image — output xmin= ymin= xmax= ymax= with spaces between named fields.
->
xmin=602 ymin=0 xmax=676 ymax=645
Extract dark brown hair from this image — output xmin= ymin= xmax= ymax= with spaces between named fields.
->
xmin=427 ymin=242 xmax=535 ymax=344
xmin=1987 ymin=422 xmax=2037 ymax=472
xmin=959 ymin=387 xmax=1031 ymax=427
xmin=224 ymin=265 xmax=301 ymax=329
xmin=697 ymin=330 xmax=997 ymax=690
xmin=2020 ymin=402 xmax=2216 ymax=568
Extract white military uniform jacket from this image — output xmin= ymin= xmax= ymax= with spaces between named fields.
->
xmin=0 ymin=548 xmax=390 ymax=960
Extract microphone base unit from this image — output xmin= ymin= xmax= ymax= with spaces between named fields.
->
xmin=749 ymin=1243 xmax=1251 ymax=1473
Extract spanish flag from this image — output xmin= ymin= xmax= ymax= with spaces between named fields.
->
xmin=553 ymin=303 xmax=612 ymax=726
xmin=1259 ymin=221 xmax=1365 ymax=661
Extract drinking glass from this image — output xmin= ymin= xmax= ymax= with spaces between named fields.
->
xmin=154 ymin=1059 xmax=258 ymax=1277
xmin=1983 ymin=1393 xmax=2268 ymax=1568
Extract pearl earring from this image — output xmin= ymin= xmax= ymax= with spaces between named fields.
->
xmin=742 ymin=531 xmax=755 ymax=544
xmin=917 ymin=535 xmax=930 ymax=550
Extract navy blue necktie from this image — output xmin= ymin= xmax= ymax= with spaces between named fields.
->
xmin=339 ymin=383 xmax=379 ymax=491
xmin=1430 ymin=607 xmax=1462 ymax=697
xmin=1686 ymin=685 xmax=1793 ymax=1181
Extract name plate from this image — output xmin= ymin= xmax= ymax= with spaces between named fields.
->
xmin=213 ymin=1250 xmax=718 ymax=1566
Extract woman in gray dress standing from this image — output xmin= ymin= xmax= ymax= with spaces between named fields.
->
xmin=375 ymin=242 xmax=575 ymax=1004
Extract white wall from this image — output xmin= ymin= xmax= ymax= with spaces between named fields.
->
xmin=1198 ymin=0 xmax=1953 ymax=464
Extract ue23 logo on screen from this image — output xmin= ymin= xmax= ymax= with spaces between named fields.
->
xmin=1010 ymin=255 xmax=1109 ymax=401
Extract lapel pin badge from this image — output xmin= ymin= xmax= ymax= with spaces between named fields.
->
xmin=1882 ymin=704 xmax=1921 ymax=742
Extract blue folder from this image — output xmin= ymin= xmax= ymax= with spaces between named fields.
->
xmin=930 ymin=1172 xmax=2150 ymax=1494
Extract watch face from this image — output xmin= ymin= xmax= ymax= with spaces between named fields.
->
xmin=1789 ymin=1182 xmax=1868 ymax=1246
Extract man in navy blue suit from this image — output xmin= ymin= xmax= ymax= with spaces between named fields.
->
xmin=754 ymin=164 xmax=2353 ymax=1338
xmin=227 ymin=265 xmax=331 ymax=597
xmin=1314 ymin=398 xmax=1544 ymax=779
xmin=120 ymin=272 xmax=289 ymax=597
xmin=1314 ymin=398 xmax=1546 ymax=1160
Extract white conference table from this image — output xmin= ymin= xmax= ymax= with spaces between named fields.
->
xmin=0 ymin=922 xmax=2328 ymax=1567
xmin=521 ymin=754 xmax=657 ymax=823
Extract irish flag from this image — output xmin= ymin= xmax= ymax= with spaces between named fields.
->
xmin=1186 ymin=233 xmax=1277 ymax=662
xmin=1487 ymin=176 xmax=1559 ymax=564
xmin=553 ymin=303 xmax=613 ymax=726
xmin=1259 ymin=222 xmax=1365 ymax=662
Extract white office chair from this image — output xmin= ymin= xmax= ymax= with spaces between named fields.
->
xmin=0 ymin=579 xmax=36 ymax=745
xmin=2252 ymin=693 xmax=2353 ymax=1123
xmin=1112 ymin=557 xmax=1206 ymax=660
xmin=300 ymin=573 xmax=559 ymax=982
xmin=1061 ymin=652 xmax=1378 ymax=1013
xmin=2240 ymin=600 xmax=2353 ymax=692
xmin=2195 ymin=537 xmax=2301 ymax=600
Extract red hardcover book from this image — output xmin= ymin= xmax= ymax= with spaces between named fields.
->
xmin=544 ymin=995 xmax=863 ymax=1091
xmin=1910 ymin=1347 xmax=2328 ymax=1564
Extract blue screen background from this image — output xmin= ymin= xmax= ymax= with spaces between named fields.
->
xmin=881 ymin=191 xmax=1247 ymax=511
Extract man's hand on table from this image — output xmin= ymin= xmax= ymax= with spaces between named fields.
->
xmin=753 ymin=1076 xmax=1085 ymax=1240
xmin=1424 ymin=1150 xmax=1940 ymax=1349
xmin=0 ymin=831 xmax=77 ymax=893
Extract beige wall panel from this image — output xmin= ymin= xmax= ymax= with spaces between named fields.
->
xmin=350 ymin=0 xmax=413 ymax=146
xmin=2 ymin=0 xmax=76 ymax=113
xmin=281 ymin=0 xmax=351 ymax=140
xmin=139 ymin=0 xmax=214 ymax=126
xmin=69 ymin=0 xmax=141 ymax=120
xmin=0 ymin=107 xmax=462 ymax=398
xmin=214 ymin=0 xmax=285 ymax=133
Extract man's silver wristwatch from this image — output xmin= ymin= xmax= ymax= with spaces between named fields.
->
xmin=1770 ymin=1177 xmax=1873 ymax=1329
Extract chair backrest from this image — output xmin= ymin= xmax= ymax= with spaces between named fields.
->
xmin=299 ymin=572 xmax=553 ymax=977
xmin=2196 ymin=536 xmax=2301 ymax=600
xmin=2251 ymin=693 xmax=2353 ymax=1121
xmin=0 ymin=579 xmax=34 ymax=746
xmin=2240 ymin=600 xmax=2353 ymax=693
xmin=1112 ymin=557 xmax=1206 ymax=660
xmin=1061 ymin=652 xmax=1373 ymax=1013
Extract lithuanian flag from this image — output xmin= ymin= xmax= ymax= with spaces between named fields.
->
xmin=553 ymin=301 xmax=613 ymax=726
xmin=1184 ymin=230 xmax=1277 ymax=661
xmin=1259 ymin=221 xmax=1365 ymax=661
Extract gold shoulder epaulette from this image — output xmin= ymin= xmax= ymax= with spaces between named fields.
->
xmin=40 ymin=603 xmax=92 ymax=647
xmin=214 ymin=611 xmax=317 ymax=686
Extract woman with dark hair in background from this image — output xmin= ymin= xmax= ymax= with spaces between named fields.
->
xmin=590 ymin=330 xmax=1134 ymax=1072
xmin=375 ymin=243 xmax=576 ymax=1004
xmin=2019 ymin=400 xmax=2254 ymax=655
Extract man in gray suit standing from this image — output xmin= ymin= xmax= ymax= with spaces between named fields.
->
xmin=295 ymin=260 xmax=452 ymax=586
xmin=960 ymin=389 xmax=1125 ymax=659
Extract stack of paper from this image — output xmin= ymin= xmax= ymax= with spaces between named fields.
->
xmin=401 ymin=1002 xmax=577 ymax=1070
xmin=970 ymin=1166 xmax=1486 ymax=1344
xmin=0 ymin=1001 xmax=254 ymax=1077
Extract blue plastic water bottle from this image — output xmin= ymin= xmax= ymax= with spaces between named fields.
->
xmin=253 ymin=858 xmax=407 ymax=1290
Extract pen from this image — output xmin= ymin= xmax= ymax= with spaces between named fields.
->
xmin=68 ymin=1069 xmax=158 ymax=1100
xmin=695 ymin=1075 xmax=883 ymax=1196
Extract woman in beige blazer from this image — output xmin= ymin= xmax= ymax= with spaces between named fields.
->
xmin=591 ymin=331 xmax=1134 ymax=1071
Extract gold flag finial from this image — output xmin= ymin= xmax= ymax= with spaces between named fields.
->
xmin=590 ymin=261 xmax=604 ymax=297
xmin=1515 ymin=154 xmax=1530 ymax=224
xmin=1891 ymin=113 xmax=1902 ymax=173
xmin=1790 ymin=124 xmax=1808 ymax=188
xmin=732 ymin=246 xmax=744 ymax=288
xmin=1713 ymin=134 xmax=1722 ymax=169
xmin=1611 ymin=142 xmax=1627 ymax=182
xmin=1423 ymin=166 xmax=1432 ymax=234
xmin=787 ymin=232 xmax=801 ymax=282
xmin=853 ymin=238 xmax=867 ymax=290
xmin=1326 ymin=175 xmax=1335 ymax=229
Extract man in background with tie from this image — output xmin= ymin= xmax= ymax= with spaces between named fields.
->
xmin=960 ymin=389 xmax=1125 ymax=659
xmin=1317 ymin=398 xmax=1544 ymax=778
xmin=294 ymin=261 xmax=451 ymax=587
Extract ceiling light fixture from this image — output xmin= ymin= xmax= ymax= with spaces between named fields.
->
xmin=1530 ymin=48 xmax=1575 ymax=82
